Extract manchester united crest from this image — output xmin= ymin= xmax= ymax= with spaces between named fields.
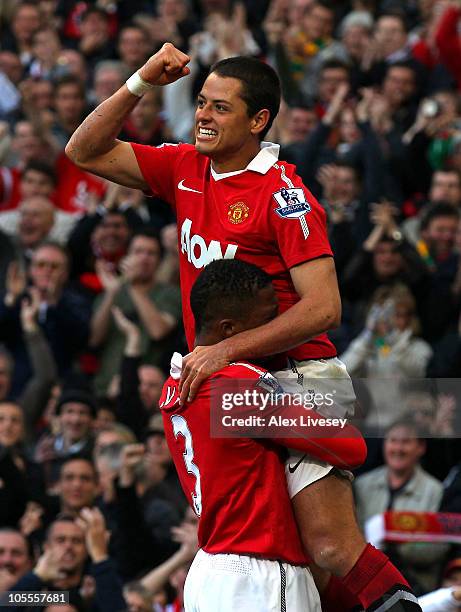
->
xmin=228 ymin=201 xmax=249 ymax=224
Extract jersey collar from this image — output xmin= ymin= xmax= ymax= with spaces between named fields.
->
xmin=211 ymin=141 xmax=280 ymax=181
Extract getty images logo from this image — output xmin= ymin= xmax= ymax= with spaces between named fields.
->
xmin=180 ymin=218 xmax=238 ymax=269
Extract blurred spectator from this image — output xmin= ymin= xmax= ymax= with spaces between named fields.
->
xmin=117 ymin=24 xmax=151 ymax=74
xmin=34 ymin=392 xmax=95 ymax=488
xmin=57 ymin=456 xmax=98 ymax=516
xmin=93 ymin=423 xmax=136 ymax=457
xmin=341 ymin=284 xmax=432 ymax=427
xmin=380 ymin=61 xmax=419 ymax=134
xmin=91 ymin=60 xmax=128 ymax=107
xmin=50 ymin=75 xmax=87 ymax=150
xmin=90 ymin=230 xmax=181 ymax=394
xmin=0 ymin=244 xmax=90 ymax=392
xmin=0 ymin=196 xmax=55 ymax=261
xmin=265 ymin=0 xmax=337 ymax=103
xmin=9 ymin=513 xmax=125 ymax=612
xmin=112 ymin=306 xmax=166 ymax=439
xmin=56 ymin=49 xmax=88 ymax=83
xmin=28 ymin=28 xmax=64 ymax=80
xmin=77 ymin=7 xmax=116 ymax=73
xmin=2 ymin=2 xmax=41 ymax=66
xmin=0 ymin=401 xmax=46 ymax=526
xmin=5 ymin=120 xmax=50 ymax=169
xmin=355 ymin=418 xmax=447 ymax=593
xmin=340 ymin=201 xmax=429 ymax=337
xmin=0 ymin=529 xmax=32 ymax=594
xmin=419 ymin=557 xmax=461 ymax=610
xmin=0 ymin=161 xmax=57 ymax=213
xmin=0 ymin=347 xmax=13 ymax=402
xmin=417 ymin=204 xmax=460 ymax=342
xmin=92 ymin=397 xmax=117 ymax=434
xmin=121 ymin=89 xmax=171 ymax=146
xmin=67 ymin=202 xmax=134 ymax=295
xmin=0 ymin=51 xmax=22 ymax=119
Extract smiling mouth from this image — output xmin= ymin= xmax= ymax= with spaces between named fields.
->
xmin=197 ymin=127 xmax=218 ymax=140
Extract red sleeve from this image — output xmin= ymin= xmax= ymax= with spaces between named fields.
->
xmin=275 ymin=425 xmax=367 ymax=469
xmin=130 ymin=142 xmax=187 ymax=207
xmin=269 ymin=166 xmax=333 ymax=270
xmin=435 ymin=6 xmax=461 ymax=88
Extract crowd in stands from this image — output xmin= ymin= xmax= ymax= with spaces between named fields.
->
xmin=2 ymin=0 xmax=461 ymax=609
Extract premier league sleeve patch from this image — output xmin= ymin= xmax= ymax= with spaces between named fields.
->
xmin=273 ymin=187 xmax=311 ymax=238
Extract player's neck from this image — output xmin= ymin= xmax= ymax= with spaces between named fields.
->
xmin=210 ymin=142 xmax=261 ymax=174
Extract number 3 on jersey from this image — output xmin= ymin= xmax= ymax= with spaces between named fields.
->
xmin=171 ymin=415 xmax=202 ymax=516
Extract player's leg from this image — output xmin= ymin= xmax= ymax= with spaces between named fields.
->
xmin=276 ymin=359 xmax=422 ymax=611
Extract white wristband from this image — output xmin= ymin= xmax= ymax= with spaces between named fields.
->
xmin=126 ymin=71 xmax=155 ymax=97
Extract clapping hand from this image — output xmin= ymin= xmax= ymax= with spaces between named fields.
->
xmin=20 ymin=287 xmax=41 ymax=333
xmin=5 ymin=261 xmax=26 ymax=307
xmin=76 ymin=507 xmax=110 ymax=564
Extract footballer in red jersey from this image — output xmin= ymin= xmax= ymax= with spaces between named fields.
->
xmin=160 ymin=259 xmax=366 ymax=611
xmin=67 ymin=44 xmax=422 ymax=612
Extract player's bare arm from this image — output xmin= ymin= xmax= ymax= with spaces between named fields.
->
xmin=65 ymin=43 xmax=190 ymax=189
xmin=179 ymin=257 xmax=341 ymax=403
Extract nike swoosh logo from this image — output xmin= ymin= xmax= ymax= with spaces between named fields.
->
xmin=288 ymin=454 xmax=307 ymax=473
xmin=178 ymin=180 xmax=202 ymax=194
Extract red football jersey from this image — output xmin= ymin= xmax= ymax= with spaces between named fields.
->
xmin=131 ymin=142 xmax=335 ymax=360
xmin=159 ymin=360 xmax=310 ymax=564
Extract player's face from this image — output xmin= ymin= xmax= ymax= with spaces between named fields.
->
xmin=235 ymin=285 xmax=279 ymax=334
xmin=195 ymin=74 xmax=264 ymax=170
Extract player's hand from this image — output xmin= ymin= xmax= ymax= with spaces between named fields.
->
xmin=179 ymin=344 xmax=231 ymax=404
xmin=138 ymin=42 xmax=190 ymax=87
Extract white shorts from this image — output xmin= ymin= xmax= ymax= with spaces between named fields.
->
xmin=272 ymin=357 xmax=356 ymax=499
xmin=184 ymin=549 xmax=321 ymax=612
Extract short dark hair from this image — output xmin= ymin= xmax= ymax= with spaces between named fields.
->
xmin=385 ymin=416 xmax=426 ymax=441
xmin=0 ymin=527 xmax=33 ymax=559
xmin=421 ymin=203 xmax=460 ymax=231
xmin=209 ymin=57 xmax=281 ymax=140
xmin=23 ymin=160 xmax=57 ymax=186
xmin=59 ymin=455 xmax=97 ymax=479
xmin=191 ymin=259 xmax=272 ymax=333
xmin=53 ymin=74 xmax=85 ymax=99
xmin=45 ymin=514 xmax=81 ymax=542
xmin=320 ymin=59 xmax=350 ymax=76
xmin=34 ymin=241 xmax=71 ymax=268
xmin=378 ymin=10 xmax=408 ymax=33
xmin=81 ymin=6 xmax=109 ymax=22
xmin=385 ymin=60 xmax=417 ymax=79
xmin=129 ymin=227 xmax=164 ymax=257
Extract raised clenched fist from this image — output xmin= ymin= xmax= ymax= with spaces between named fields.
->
xmin=138 ymin=43 xmax=190 ymax=87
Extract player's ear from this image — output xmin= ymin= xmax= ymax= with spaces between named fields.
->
xmin=220 ymin=319 xmax=239 ymax=338
xmin=250 ymin=109 xmax=270 ymax=137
